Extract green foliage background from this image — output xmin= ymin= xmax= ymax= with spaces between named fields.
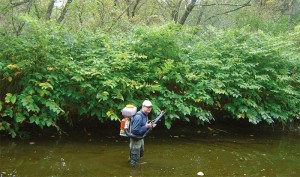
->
xmin=0 ymin=17 xmax=300 ymax=137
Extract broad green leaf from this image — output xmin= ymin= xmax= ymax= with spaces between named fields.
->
xmin=16 ymin=113 xmax=26 ymax=123
xmin=3 ymin=107 xmax=13 ymax=118
xmin=106 ymin=110 xmax=119 ymax=121
xmin=46 ymin=119 xmax=53 ymax=127
xmin=5 ymin=93 xmax=17 ymax=104
xmin=9 ymin=130 xmax=17 ymax=138
xmin=96 ymin=91 xmax=109 ymax=101
xmin=45 ymin=101 xmax=64 ymax=114
xmin=21 ymin=96 xmax=40 ymax=113
xmin=29 ymin=115 xmax=40 ymax=125
xmin=164 ymin=120 xmax=171 ymax=129
xmin=39 ymin=82 xmax=53 ymax=90
xmin=71 ymin=75 xmax=84 ymax=82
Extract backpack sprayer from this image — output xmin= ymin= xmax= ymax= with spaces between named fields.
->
xmin=120 ymin=105 xmax=166 ymax=139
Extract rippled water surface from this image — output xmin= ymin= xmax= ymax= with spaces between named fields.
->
xmin=1 ymin=124 xmax=299 ymax=177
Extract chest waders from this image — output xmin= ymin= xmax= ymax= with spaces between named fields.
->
xmin=128 ymin=111 xmax=166 ymax=167
xmin=129 ymin=138 xmax=144 ymax=167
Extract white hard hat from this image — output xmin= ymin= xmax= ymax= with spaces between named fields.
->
xmin=142 ymin=100 xmax=152 ymax=107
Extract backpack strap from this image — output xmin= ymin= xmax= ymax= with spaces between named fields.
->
xmin=125 ymin=111 xmax=144 ymax=140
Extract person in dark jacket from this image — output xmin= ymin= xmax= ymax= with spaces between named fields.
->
xmin=129 ymin=100 xmax=156 ymax=167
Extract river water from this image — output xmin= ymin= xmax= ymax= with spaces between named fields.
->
xmin=0 ymin=123 xmax=299 ymax=177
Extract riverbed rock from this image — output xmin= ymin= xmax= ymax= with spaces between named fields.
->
xmin=197 ymin=171 xmax=204 ymax=176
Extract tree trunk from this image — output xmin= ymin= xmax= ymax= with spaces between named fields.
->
xmin=46 ymin=0 xmax=55 ymax=20
xmin=171 ymin=0 xmax=183 ymax=22
xmin=57 ymin=0 xmax=73 ymax=23
xmin=125 ymin=0 xmax=130 ymax=18
xmin=131 ymin=0 xmax=141 ymax=17
xmin=178 ymin=0 xmax=197 ymax=25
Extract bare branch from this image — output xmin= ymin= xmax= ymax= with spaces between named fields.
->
xmin=198 ymin=2 xmax=251 ymax=7
xmin=203 ymin=0 xmax=252 ymax=23
xmin=107 ymin=0 xmax=136 ymax=31
xmin=11 ymin=8 xmax=25 ymax=36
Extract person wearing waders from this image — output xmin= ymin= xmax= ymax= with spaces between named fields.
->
xmin=129 ymin=100 xmax=156 ymax=167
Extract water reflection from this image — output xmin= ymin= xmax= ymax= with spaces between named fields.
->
xmin=0 ymin=127 xmax=299 ymax=177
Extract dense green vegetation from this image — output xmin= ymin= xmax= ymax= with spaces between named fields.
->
xmin=1 ymin=19 xmax=299 ymax=137
xmin=1 ymin=0 xmax=300 ymax=137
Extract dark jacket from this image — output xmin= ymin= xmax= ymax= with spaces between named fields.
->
xmin=131 ymin=110 xmax=148 ymax=136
